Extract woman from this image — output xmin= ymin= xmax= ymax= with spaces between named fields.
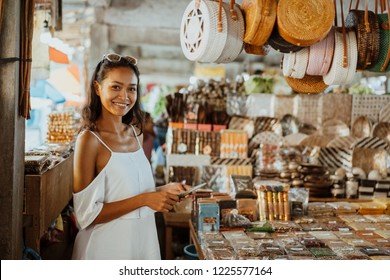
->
xmin=72 ymin=54 xmax=186 ymax=260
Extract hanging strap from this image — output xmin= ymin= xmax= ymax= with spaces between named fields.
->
xmin=86 ymin=130 xmax=114 ymax=153
xmin=131 ymin=125 xmax=142 ymax=149
xmin=340 ymin=0 xmax=348 ymax=68
xmin=230 ymin=0 xmax=237 ymax=20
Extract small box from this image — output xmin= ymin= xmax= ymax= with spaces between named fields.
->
xmin=169 ymin=122 xmax=184 ymax=129
xmin=198 ymin=202 xmax=220 ymax=232
xmin=198 ymin=124 xmax=212 ymax=131
xmin=183 ymin=123 xmax=198 ymax=130
xmin=212 ymin=124 xmax=227 ymax=133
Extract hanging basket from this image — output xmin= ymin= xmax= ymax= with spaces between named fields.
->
xmin=323 ymin=29 xmax=358 ymax=85
xmin=215 ymin=1 xmax=245 ymax=63
xmin=180 ymin=0 xmax=228 ymax=62
xmin=286 ymin=75 xmax=328 ymax=94
xmin=277 ymin=0 xmax=335 ymax=47
xmin=306 ymin=27 xmax=335 ymax=76
xmin=241 ymin=0 xmax=277 ymax=47
xmin=345 ymin=6 xmax=380 ymax=71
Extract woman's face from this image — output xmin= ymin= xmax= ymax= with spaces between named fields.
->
xmin=95 ymin=66 xmax=138 ymax=117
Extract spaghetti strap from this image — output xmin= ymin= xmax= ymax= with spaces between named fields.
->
xmin=86 ymin=130 xmax=113 ymax=153
xmin=131 ymin=125 xmax=142 ymax=148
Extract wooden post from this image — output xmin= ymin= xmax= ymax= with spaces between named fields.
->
xmin=0 ymin=0 xmax=24 ymax=260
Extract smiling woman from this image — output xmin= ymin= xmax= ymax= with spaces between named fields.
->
xmin=71 ymin=53 xmax=189 ymax=260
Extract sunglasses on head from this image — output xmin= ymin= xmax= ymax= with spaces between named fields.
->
xmin=102 ymin=53 xmax=138 ymax=65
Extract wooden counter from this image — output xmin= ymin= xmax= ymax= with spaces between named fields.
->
xmin=24 ymin=154 xmax=74 ymax=253
xmin=162 ymin=212 xmax=191 ymax=260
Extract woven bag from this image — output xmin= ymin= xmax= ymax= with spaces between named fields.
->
xmin=215 ymin=1 xmax=245 ymax=63
xmin=323 ymin=0 xmax=358 ymax=86
xmin=323 ymin=29 xmax=358 ymax=85
xmin=241 ymin=0 xmax=277 ymax=47
xmin=267 ymin=23 xmax=304 ymax=53
xmin=180 ymin=0 xmax=228 ymax=62
xmin=286 ymin=75 xmax=328 ymax=94
xmin=306 ymin=27 xmax=335 ymax=76
xmin=345 ymin=1 xmax=380 ymax=70
xmin=244 ymin=43 xmax=270 ymax=55
xmin=369 ymin=0 xmax=390 ymax=72
xmin=277 ymin=0 xmax=335 ymax=47
xmin=282 ymin=48 xmax=309 ymax=79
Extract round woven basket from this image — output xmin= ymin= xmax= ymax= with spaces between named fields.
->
xmin=215 ymin=2 xmax=244 ymax=63
xmin=282 ymin=48 xmax=309 ymax=79
xmin=306 ymin=27 xmax=335 ymax=76
xmin=241 ymin=0 xmax=277 ymax=47
xmin=323 ymin=29 xmax=358 ymax=86
xmin=286 ymin=74 xmax=328 ymax=94
xmin=267 ymin=23 xmax=304 ymax=53
xmin=369 ymin=13 xmax=390 ymax=72
xmin=277 ymin=0 xmax=335 ymax=47
xmin=244 ymin=43 xmax=270 ymax=55
xmin=345 ymin=9 xmax=380 ymax=70
xmin=180 ymin=0 xmax=228 ymax=62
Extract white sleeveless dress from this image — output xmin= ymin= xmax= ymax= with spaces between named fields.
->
xmin=72 ymin=128 xmax=160 ymax=260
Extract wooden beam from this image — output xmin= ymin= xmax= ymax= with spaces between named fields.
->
xmin=0 ymin=0 xmax=24 ymax=260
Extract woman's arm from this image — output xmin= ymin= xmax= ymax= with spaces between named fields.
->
xmin=73 ymin=131 xmax=181 ymax=226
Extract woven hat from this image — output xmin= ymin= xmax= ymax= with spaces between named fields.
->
xmin=345 ymin=8 xmax=380 ymax=70
xmin=215 ymin=2 xmax=245 ymax=63
xmin=241 ymin=0 xmax=277 ymax=47
xmin=180 ymin=0 xmax=228 ymax=62
xmin=267 ymin=23 xmax=304 ymax=53
xmin=369 ymin=12 xmax=390 ymax=72
xmin=277 ymin=0 xmax=335 ymax=47
xmin=306 ymin=27 xmax=335 ymax=76
xmin=286 ymin=75 xmax=328 ymax=94
xmin=323 ymin=29 xmax=358 ymax=85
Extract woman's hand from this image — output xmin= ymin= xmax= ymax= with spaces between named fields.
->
xmin=157 ymin=182 xmax=190 ymax=195
xmin=144 ymin=191 xmax=181 ymax=212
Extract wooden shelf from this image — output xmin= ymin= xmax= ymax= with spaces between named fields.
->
xmin=23 ymin=154 xmax=74 ymax=253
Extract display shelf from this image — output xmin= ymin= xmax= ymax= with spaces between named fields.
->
xmin=189 ymin=219 xmax=205 ymax=260
xmin=23 ymin=153 xmax=74 ymax=253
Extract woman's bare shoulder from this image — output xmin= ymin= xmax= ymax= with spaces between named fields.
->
xmin=75 ymin=130 xmax=100 ymax=151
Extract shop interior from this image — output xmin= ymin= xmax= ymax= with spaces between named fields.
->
xmin=1 ymin=0 xmax=390 ymax=260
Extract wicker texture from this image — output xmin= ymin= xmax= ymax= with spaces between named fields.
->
xmin=379 ymin=102 xmax=390 ymax=122
xmin=215 ymin=2 xmax=244 ymax=63
xmin=180 ymin=0 xmax=228 ymax=62
xmin=267 ymin=23 xmax=304 ymax=53
xmin=323 ymin=30 xmax=358 ymax=86
xmin=351 ymin=95 xmax=390 ymax=125
xmin=345 ymin=9 xmax=380 ymax=70
xmin=277 ymin=0 xmax=335 ymax=47
xmin=369 ymin=13 xmax=390 ymax=72
xmin=306 ymin=27 xmax=335 ymax=76
xmin=241 ymin=0 xmax=277 ymax=46
xmin=282 ymin=48 xmax=309 ymax=79
xmin=286 ymin=75 xmax=328 ymax=94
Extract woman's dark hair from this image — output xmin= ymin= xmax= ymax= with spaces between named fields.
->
xmin=80 ymin=57 xmax=144 ymax=135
